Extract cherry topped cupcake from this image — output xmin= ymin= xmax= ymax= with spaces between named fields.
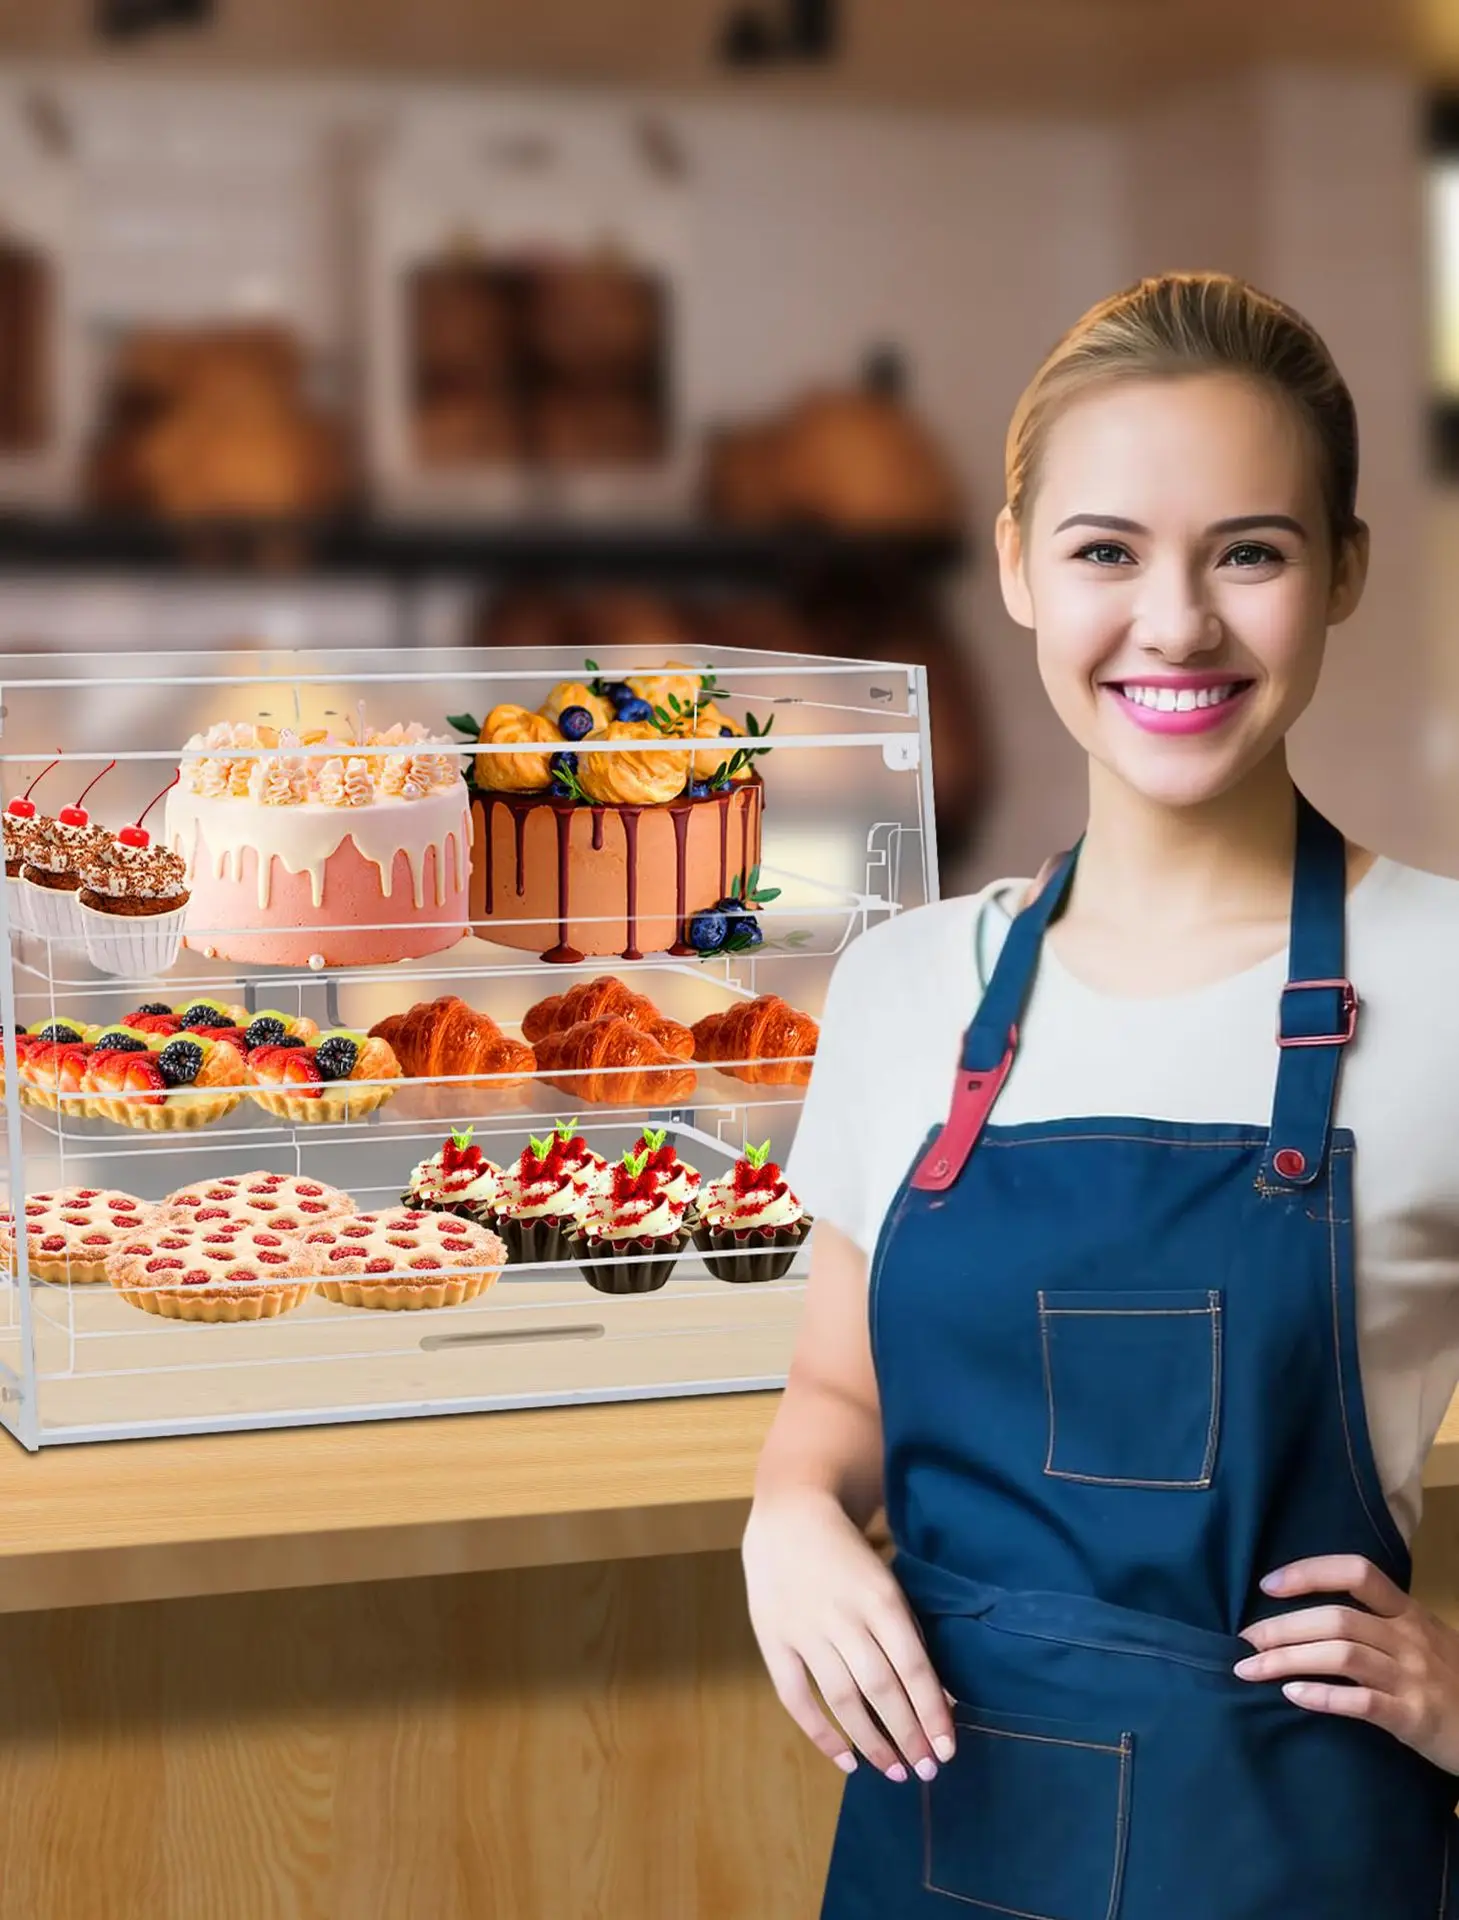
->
xmin=403 ymin=1126 xmax=502 ymax=1220
xmin=74 ymin=775 xmax=192 ymax=975
xmin=20 ymin=760 xmax=116 ymax=946
xmin=573 ymin=1144 xmax=693 ymax=1294
xmin=692 ymin=1139 xmax=811 ymax=1284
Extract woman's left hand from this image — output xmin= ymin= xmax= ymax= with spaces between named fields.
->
xmin=1234 ymin=1553 xmax=1459 ymax=1772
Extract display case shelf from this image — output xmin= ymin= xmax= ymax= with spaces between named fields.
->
xmin=0 ymin=639 xmax=936 ymax=1448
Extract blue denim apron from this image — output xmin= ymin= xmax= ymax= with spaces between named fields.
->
xmin=820 ymin=794 xmax=1459 ymax=1918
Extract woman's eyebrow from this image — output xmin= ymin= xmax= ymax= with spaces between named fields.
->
xmin=1053 ymin=512 xmax=1309 ymax=540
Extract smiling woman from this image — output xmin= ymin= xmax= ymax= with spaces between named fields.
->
xmin=744 ymin=271 xmax=1459 ymax=1920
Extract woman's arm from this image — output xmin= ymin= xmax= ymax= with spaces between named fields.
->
xmin=753 ymin=1219 xmax=883 ymax=1529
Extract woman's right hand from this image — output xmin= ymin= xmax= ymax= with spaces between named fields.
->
xmin=742 ymin=1487 xmax=957 ymax=1782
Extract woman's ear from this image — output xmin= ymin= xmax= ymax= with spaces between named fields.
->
xmin=995 ymin=505 xmax=1036 ymax=631
xmin=1326 ymin=520 xmax=1370 ymax=628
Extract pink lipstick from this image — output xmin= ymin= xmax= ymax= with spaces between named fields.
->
xmin=1102 ymin=674 xmax=1253 ymax=736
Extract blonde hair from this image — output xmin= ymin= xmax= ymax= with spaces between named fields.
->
xmin=1005 ymin=272 xmax=1360 ymax=555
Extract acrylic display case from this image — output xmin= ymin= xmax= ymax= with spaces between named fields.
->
xmin=0 ymin=640 xmax=936 ymax=1448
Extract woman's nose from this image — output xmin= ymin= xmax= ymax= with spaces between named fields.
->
xmin=1131 ymin=564 xmax=1220 ymax=658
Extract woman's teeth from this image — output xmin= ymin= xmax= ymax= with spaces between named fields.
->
xmin=1118 ymin=683 xmax=1243 ymax=712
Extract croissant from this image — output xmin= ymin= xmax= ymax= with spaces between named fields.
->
xmin=369 ymin=996 xmax=536 ymax=1086
xmin=523 ymin=974 xmax=694 ymax=1058
xmin=476 ymin=704 xmax=559 ymax=792
xmin=577 ymin=721 xmax=691 ymax=806
xmin=538 ymin=679 xmax=614 ymax=732
xmin=691 ymin=994 xmax=820 ymax=1087
xmin=534 ymin=1016 xmax=698 ymax=1105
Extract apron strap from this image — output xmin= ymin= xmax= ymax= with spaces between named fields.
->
xmin=912 ymin=791 xmax=1358 ymax=1196
xmin=1261 ymin=793 xmax=1358 ymax=1189
xmin=911 ymin=841 xmax=1080 ymax=1191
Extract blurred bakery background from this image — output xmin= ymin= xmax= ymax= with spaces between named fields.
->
xmin=0 ymin=0 xmax=1454 ymax=888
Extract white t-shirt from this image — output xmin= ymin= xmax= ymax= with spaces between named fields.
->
xmin=786 ymin=857 xmax=1459 ymax=1544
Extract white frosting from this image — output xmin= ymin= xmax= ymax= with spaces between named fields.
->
xmin=166 ymin=781 xmax=470 ymax=912
xmin=697 ymin=1174 xmax=804 ymax=1232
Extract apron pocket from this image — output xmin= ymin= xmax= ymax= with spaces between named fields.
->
xmin=1039 ymin=1288 xmax=1222 ymax=1488
xmin=923 ymin=1702 xmax=1133 ymax=1918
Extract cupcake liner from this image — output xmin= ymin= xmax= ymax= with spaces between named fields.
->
xmin=78 ymin=898 xmax=187 ymax=977
xmin=398 ymin=1193 xmax=483 ymax=1222
xmin=3 ymin=872 xmax=31 ymax=937
xmin=21 ymin=875 xmax=83 ymax=948
xmin=483 ymin=1210 xmax=579 ymax=1269
xmin=573 ymin=1225 xmax=690 ymax=1295
xmin=691 ymin=1214 xmax=813 ymax=1285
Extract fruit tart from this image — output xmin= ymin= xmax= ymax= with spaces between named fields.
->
xmin=116 ymin=997 xmax=253 ymax=1046
xmin=246 ymin=1029 xmax=401 ymax=1124
xmin=482 ymin=1125 xmax=597 ymax=1265
xmin=164 ymin=1170 xmax=355 ymax=1229
xmin=692 ymin=1139 xmax=811 ymax=1284
xmin=106 ymin=1215 xmax=313 ymax=1322
xmin=0 ymin=1187 xmax=158 ymax=1283
xmin=15 ymin=1021 xmax=92 ymax=1114
xmin=299 ymin=1207 xmax=507 ymax=1311
xmin=84 ymin=1026 xmax=248 ymax=1130
xmin=571 ymin=1144 xmax=693 ymax=1294
xmin=402 ymin=1125 xmax=502 ymax=1220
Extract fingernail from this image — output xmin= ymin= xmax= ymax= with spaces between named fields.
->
xmin=1232 ymin=1657 xmax=1257 ymax=1677
xmin=886 ymin=1763 xmax=908 ymax=1783
xmin=1260 ymin=1571 xmax=1286 ymax=1592
xmin=914 ymin=1757 xmax=938 ymax=1782
xmin=933 ymin=1735 xmax=956 ymax=1762
xmin=834 ymin=1752 xmax=857 ymax=1774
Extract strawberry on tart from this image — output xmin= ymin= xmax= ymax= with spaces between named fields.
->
xmin=245 ymin=1029 xmax=401 ymax=1124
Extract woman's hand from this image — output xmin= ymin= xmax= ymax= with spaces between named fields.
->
xmin=1234 ymin=1553 xmax=1459 ymax=1772
xmin=743 ymin=1487 xmax=957 ymax=1783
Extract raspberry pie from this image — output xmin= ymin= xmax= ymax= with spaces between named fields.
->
xmin=163 ymin=1170 xmax=355 ymax=1229
xmin=105 ymin=1216 xmax=313 ymax=1322
xmin=300 ymin=1207 xmax=507 ymax=1311
xmin=0 ymin=1187 xmax=158 ymax=1284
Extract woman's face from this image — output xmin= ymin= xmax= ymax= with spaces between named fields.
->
xmin=995 ymin=372 xmax=1368 ymax=812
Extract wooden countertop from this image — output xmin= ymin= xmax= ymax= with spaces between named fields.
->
xmin=0 ymin=1392 xmax=780 ymax=1615
xmin=3 ymin=1388 xmax=1458 ymax=1618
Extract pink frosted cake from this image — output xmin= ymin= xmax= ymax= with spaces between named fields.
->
xmin=166 ymin=722 xmax=471 ymax=968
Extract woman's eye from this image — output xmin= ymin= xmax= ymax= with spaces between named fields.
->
xmin=1221 ymin=542 xmax=1283 ymax=568
xmin=1073 ymin=541 xmax=1133 ymax=566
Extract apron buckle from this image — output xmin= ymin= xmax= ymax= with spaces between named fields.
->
xmin=912 ymin=1026 xmax=1019 ymax=1191
xmin=1276 ymin=978 xmax=1358 ymax=1048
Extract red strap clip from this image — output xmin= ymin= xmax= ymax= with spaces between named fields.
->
xmin=911 ymin=1027 xmax=1018 ymax=1192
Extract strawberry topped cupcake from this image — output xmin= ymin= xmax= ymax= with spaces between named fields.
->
xmin=485 ymin=1125 xmax=598 ymax=1265
xmin=403 ymin=1126 xmax=502 ymax=1220
xmin=692 ymin=1139 xmax=811 ymax=1284
xmin=573 ymin=1144 xmax=693 ymax=1293
xmin=624 ymin=1125 xmax=701 ymax=1209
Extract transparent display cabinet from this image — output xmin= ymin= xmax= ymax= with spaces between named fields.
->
xmin=0 ymin=641 xmax=935 ymax=1447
